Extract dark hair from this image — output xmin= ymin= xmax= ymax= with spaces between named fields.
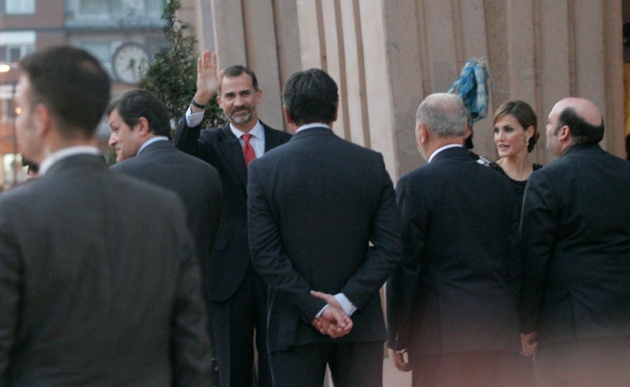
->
xmin=282 ymin=68 xmax=338 ymax=126
xmin=493 ymin=100 xmax=539 ymax=152
xmin=106 ymin=89 xmax=171 ymax=138
xmin=220 ymin=65 xmax=259 ymax=92
xmin=19 ymin=45 xmax=110 ymax=138
xmin=557 ymin=107 xmax=604 ymax=145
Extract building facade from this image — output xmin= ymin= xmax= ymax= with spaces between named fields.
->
xmin=2 ymin=1 xmax=625 ymax=187
xmin=189 ymin=0 xmax=625 ymax=181
xmin=0 ymin=0 xmax=166 ymax=188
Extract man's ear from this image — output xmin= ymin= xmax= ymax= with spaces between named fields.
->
xmin=33 ymin=103 xmax=51 ymax=137
xmin=282 ymin=105 xmax=294 ymax=125
xmin=135 ymin=117 xmax=151 ymax=136
xmin=558 ymin=125 xmax=571 ymax=142
xmin=464 ymin=124 xmax=472 ymax=140
xmin=282 ymin=105 xmax=299 ymax=134
xmin=415 ymin=123 xmax=426 ymax=148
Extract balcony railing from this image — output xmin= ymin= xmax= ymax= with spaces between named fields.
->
xmin=65 ymin=10 xmax=163 ymax=29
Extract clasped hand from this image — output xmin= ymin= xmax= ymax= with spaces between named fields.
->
xmin=309 ymin=290 xmax=353 ymax=339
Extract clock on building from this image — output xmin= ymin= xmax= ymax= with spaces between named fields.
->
xmin=112 ymin=42 xmax=149 ymax=85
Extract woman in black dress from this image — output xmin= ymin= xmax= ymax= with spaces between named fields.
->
xmin=490 ymin=100 xmax=540 ymax=384
xmin=489 ymin=100 xmax=542 ymax=204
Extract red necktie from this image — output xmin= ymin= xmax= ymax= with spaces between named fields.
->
xmin=242 ymin=133 xmax=256 ymax=167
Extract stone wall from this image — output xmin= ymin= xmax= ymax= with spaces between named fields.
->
xmin=192 ymin=0 xmax=624 ymax=181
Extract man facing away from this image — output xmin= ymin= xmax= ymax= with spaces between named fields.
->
xmin=247 ymin=68 xmax=402 ymax=387
xmin=519 ymin=97 xmax=630 ymax=386
xmin=174 ymin=50 xmax=291 ymax=387
xmin=0 ymin=46 xmax=212 ymax=386
xmin=387 ymin=93 xmax=530 ymax=387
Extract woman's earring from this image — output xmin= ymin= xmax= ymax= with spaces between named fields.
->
xmin=526 ymin=137 xmax=530 ymax=146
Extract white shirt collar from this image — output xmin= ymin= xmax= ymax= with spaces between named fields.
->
xmin=39 ymin=146 xmax=102 ymax=175
xmin=428 ymin=144 xmax=463 ymax=163
xmin=137 ymin=136 xmax=169 ymax=155
xmin=230 ymin=121 xmax=264 ymax=140
xmin=296 ymin=123 xmax=331 ymax=133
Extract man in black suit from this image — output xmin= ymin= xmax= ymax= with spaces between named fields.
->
xmin=174 ymin=50 xmax=291 ymax=387
xmin=107 ymin=89 xmax=223 ymax=385
xmin=108 ymin=89 xmax=222 ymax=259
xmin=247 ymin=68 xmax=402 ymax=387
xmin=0 ymin=46 xmax=212 ymax=386
xmin=519 ymin=97 xmax=630 ymax=386
xmin=387 ymin=93 xmax=527 ymax=387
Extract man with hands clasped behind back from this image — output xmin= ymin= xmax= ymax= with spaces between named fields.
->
xmin=174 ymin=50 xmax=291 ymax=387
xmin=247 ymin=68 xmax=402 ymax=387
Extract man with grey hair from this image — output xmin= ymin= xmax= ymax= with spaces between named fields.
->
xmin=387 ymin=93 xmax=531 ymax=386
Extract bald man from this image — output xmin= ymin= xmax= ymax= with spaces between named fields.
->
xmin=519 ymin=97 xmax=630 ymax=386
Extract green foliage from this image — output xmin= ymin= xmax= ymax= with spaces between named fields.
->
xmin=140 ymin=0 xmax=224 ymax=128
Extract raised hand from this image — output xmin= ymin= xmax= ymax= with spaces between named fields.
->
xmin=193 ymin=50 xmax=223 ymax=107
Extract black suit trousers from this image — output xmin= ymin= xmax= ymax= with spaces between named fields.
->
xmin=210 ymin=267 xmax=270 ymax=387
xmin=269 ymin=341 xmax=383 ymax=387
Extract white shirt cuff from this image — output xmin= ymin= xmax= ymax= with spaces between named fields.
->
xmin=185 ymin=105 xmax=205 ymax=127
xmin=314 ymin=293 xmax=357 ymax=319
xmin=334 ymin=293 xmax=357 ymax=316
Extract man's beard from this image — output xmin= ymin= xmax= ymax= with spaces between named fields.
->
xmin=227 ymin=107 xmax=253 ymax=125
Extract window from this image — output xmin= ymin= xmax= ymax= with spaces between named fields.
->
xmin=5 ymin=0 xmax=35 ymax=14
xmin=81 ymin=42 xmax=113 ymax=75
xmin=0 ymin=32 xmax=36 ymax=63
xmin=79 ymin=0 xmax=122 ymax=15
xmin=144 ymin=0 xmax=165 ymax=18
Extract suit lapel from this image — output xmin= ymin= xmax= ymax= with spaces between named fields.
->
xmin=219 ymin=125 xmax=249 ymax=187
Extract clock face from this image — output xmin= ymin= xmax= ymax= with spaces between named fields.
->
xmin=112 ymin=42 xmax=149 ymax=85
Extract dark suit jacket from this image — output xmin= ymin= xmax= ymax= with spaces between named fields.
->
xmin=387 ymin=146 xmax=521 ymax=357
xmin=175 ymin=120 xmax=291 ymax=302
xmin=519 ymin=143 xmax=630 ymax=345
xmin=110 ymin=140 xmax=223 ymax=300
xmin=247 ymin=127 xmax=402 ymax=353
xmin=0 ymin=154 xmax=212 ymax=386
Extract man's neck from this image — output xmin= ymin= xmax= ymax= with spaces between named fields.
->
xmin=231 ymin=118 xmax=259 ymax=133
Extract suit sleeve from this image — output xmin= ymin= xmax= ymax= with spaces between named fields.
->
xmin=170 ymin=208 xmax=214 ymax=386
xmin=247 ymin=162 xmax=327 ymax=321
xmin=386 ymin=176 xmax=424 ymax=350
xmin=173 ymin=116 xmax=204 ymax=157
xmin=338 ymin=160 xmax=403 ymax=310
xmin=0 ymin=215 xmax=20 ymax=379
xmin=518 ymin=171 xmax=558 ymax=333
